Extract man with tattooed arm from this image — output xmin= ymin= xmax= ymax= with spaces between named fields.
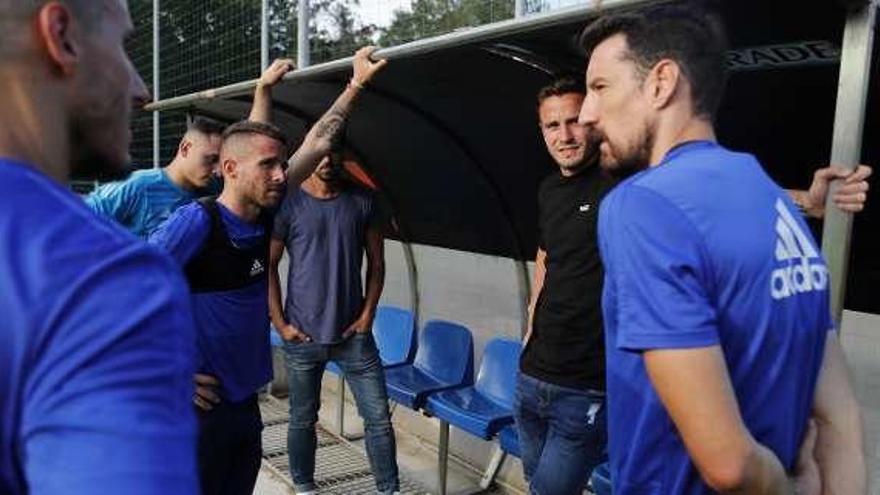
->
xmin=148 ymin=47 xmax=387 ymax=495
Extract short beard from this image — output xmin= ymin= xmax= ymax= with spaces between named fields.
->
xmin=601 ymin=122 xmax=654 ymax=180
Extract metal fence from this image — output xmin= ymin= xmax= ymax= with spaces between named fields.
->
xmin=124 ymin=0 xmax=586 ymax=171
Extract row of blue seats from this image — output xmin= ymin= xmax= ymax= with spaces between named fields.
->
xmin=270 ymin=306 xmax=612 ymax=494
xmin=270 ymin=306 xmax=524 ymax=493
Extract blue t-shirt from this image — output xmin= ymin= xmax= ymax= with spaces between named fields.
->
xmin=598 ymin=141 xmax=831 ymax=494
xmin=150 ymin=201 xmax=272 ymax=402
xmin=273 ymin=187 xmax=376 ymax=344
xmin=0 ymin=159 xmax=198 ymax=495
xmin=86 ymin=168 xmax=199 ymax=238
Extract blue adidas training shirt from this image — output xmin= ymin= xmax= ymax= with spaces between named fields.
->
xmin=0 ymin=159 xmax=198 ymax=495
xmin=86 ymin=168 xmax=199 ymax=238
xmin=150 ymin=201 xmax=273 ymax=403
xmin=598 ymin=141 xmax=831 ymax=494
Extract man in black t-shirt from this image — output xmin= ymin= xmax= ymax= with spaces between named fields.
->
xmin=515 ymin=77 xmax=612 ymax=495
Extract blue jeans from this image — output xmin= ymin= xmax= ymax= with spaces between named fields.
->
xmin=283 ymin=333 xmax=399 ymax=494
xmin=514 ymin=373 xmax=608 ymax=495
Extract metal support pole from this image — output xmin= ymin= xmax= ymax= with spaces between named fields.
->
xmin=438 ymin=420 xmax=450 ymax=495
xmin=297 ymin=0 xmax=310 ymax=68
xmin=152 ymin=0 xmax=160 ymax=168
xmin=478 ymin=445 xmax=507 ymax=490
xmin=336 ymin=374 xmax=346 ymax=436
xmin=261 ymin=0 xmax=269 ymax=71
xmin=402 ymin=242 xmax=420 ymax=327
xmin=516 ymin=259 xmax=530 ymax=337
xmin=821 ymin=0 xmax=876 ymax=324
xmin=515 ymin=0 xmax=526 ymax=17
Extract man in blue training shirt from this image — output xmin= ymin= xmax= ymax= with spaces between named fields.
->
xmin=86 ymin=118 xmax=224 ymax=238
xmin=515 ymin=76 xmax=870 ymax=495
xmin=150 ymin=47 xmax=388 ymax=495
xmin=0 ymin=1 xmax=198 ymax=495
xmin=578 ymin=6 xmax=865 ymax=494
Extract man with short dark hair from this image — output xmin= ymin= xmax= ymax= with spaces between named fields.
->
xmin=518 ymin=73 xmax=869 ymax=495
xmin=87 ymin=118 xmax=225 ymax=238
xmin=519 ymin=40 xmax=872 ymax=495
xmin=150 ymin=120 xmax=289 ymax=495
xmin=515 ymin=75 xmax=610 ymax=495
xmin=150 ymin=48 xmax=387 ymax=495
xmin=579 ymin=6 xmax=865 ymax=494
xmin=255 ymin=47 xmax=399 ymax=495
xmin=268 ymin=149 xmax=398 ymax=495
xmin=0 ymin=1 xmax=198 ymax=494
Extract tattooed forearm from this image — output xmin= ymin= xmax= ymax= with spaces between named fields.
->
xmin=314 ymin=110 xmax=346 ymax=150
xmin=284 ymin=79 xmax=365 ymax=188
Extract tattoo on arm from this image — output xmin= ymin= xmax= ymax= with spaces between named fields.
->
xmin=314 ymin=110 xmax=346 ymax=148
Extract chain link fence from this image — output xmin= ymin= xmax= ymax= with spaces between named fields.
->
xmin=121 ymin=0 xmax=584 ymax=174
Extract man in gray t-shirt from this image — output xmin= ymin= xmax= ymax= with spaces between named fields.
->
xmin=269 ymin=152 xmax=399 ymax=495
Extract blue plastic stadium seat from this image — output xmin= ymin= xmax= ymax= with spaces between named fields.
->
xmin=424 ymin=338 xmax=521 ymax=439
xmin=269 ymin=324 xmax=283 ymax=347
xmin=373 ymin=306 xmax=417 ymax=367
xmin=324 ymin=306 xmax=417 ymax=376
xmin=498 ymin=425 xmax=521 ymax=458
xmin=384 ymin=320 xmax=474 ymax=410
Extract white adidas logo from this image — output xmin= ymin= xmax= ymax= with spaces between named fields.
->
xmin=250 ymin=259 xmax=265 ymax=277
xmin=770 ymin=199 xmax=828 ymax=300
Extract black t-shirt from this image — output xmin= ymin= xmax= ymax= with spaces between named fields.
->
xmin=520 ymin=164 xmax=616 ymax=391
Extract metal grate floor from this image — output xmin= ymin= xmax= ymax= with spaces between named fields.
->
xmin=260 ymin=395 xmax=434 ymax=494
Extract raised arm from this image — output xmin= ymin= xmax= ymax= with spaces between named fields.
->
xmin=249 ymin=58 xmax=296 ymax=124
xmin=786 ymin=164 xmax=871 ymax=218
xmin=286 ymin=46 xmax=387 ymax=188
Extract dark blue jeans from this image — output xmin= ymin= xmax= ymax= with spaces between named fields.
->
xmin=514 ymin=373 xmax=608 ymax=495
xmin=197 ymin=394 xmax=263 ymax=495
xmin=283 ymin=333 xmax=399 ymax=494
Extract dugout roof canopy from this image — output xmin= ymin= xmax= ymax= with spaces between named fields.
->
xmin=147 ymin=0 xmax=879 ymax=262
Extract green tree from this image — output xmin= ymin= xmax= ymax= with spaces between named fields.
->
xmin=311 ymin=0 xmax=378 ymax=63
xmin=378 ymin=0 xmax=553 ymax=47
xmin=379 ymin=0 xmax=514 ymax=47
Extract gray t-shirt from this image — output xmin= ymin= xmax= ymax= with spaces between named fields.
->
xmin=274 ymin=186 xmax=376 ymax=344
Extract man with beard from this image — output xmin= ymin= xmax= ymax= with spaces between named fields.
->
xmin=255 ymin=48 xmax=398 ymax=495
xmin=86 ymin=118 xmax=225 ymax=238
xmin=265 ymin=138 xmax=398 ymax=495
xmin=0 ymin=1 xmax=198 ymax=494
xmin=150 ymin=47 xmax=387 ymax=495
xmin=579 ymin=6 xmax=865 ymax=494
xmin=518 ymin=75 xmax=869 ymax=495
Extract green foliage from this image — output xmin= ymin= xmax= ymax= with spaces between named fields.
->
xmin=377 ymin=0 xmax=516 ymax=47
xmin=124 ymin=0 xmax=543 ymax=166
